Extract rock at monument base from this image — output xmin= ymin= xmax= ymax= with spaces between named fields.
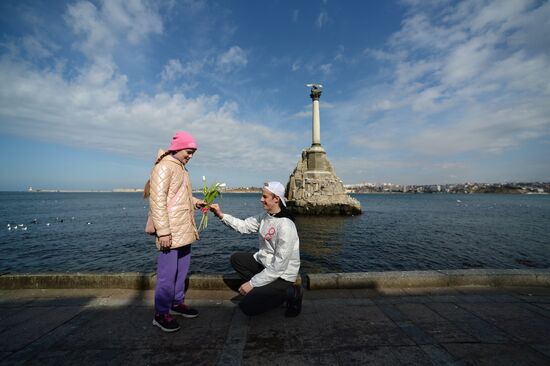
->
xmin=286 ymin=200 xmax=362 ymax=216
xmin=286 ymin=147 xmax=362 ymax=216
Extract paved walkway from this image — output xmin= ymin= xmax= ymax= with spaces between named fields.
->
xmin=1 ymin=286 xmax=550 ymax=365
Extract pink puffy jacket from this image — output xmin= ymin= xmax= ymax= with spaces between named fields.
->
xmin=149 ymin=151 xmax=199 ymax=250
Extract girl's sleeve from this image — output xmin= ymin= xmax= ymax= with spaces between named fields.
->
xmin=221 ymin=213 xmax=262 ymax=234
xmin=149 ymin=164 xmax=172 ymax=236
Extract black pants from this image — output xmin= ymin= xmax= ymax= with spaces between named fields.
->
xmin=231 ymin=252 xmax=292 ymax=316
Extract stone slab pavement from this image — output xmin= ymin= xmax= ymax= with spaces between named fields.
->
xmin=1 ymin=286 xmax=550 ymax=365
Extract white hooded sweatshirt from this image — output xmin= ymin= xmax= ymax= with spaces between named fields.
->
xmin=221 ymin=211 xmax=300 ymax=288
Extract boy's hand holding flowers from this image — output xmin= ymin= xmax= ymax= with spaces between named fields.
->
xmin=209 ymin=203 xmax=223 ymax=219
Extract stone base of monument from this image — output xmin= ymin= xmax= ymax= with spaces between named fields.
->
xmin=286 ymin=198 xmax=362 ymax=215
xmin=286 ymin=147 xmax=362 ymax=216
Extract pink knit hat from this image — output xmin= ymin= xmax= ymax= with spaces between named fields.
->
xmin=168 ymin=131 xmax=198 ymax=151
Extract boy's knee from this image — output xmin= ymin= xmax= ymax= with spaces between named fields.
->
xmin=238 ymin=301 xmax=261 ymax=316
xmin=230 ymin=253 xmax=239 ymax=269
xmin=230 ymin=252 xmax=249 ymax=268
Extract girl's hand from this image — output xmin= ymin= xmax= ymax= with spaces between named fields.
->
xmin=209 ymin=203 xmax=224 ymax=219
xmin=195 ymin=200 xmax=207 ymax=209
xmin=158 ymin=234 xmax=172 ymax=249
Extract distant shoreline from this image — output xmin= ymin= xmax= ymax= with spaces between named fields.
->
xmin=23 ymin=189 xmax=263 ymax=194
xmin=26 ymin=189 xmax=142 ymax=193
xmin=16 ymin=190 xmax=548 ymax=195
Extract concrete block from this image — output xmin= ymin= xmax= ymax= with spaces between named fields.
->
xmin=442 ymin=269 xmax=550 ymax=288
xmin=308 ymin=271 xmax=449 ymax=289
xmin=306 ymin=273 xmax=338 ymax=290
xmin=0 ymin=273 xmax=156 ymax=290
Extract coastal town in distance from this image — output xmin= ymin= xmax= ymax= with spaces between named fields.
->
xmin=26 ymin=181 xmax=550 ymax=194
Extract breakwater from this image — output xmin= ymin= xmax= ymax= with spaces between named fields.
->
xmin=2 ymin=269 xmax=549 ymax=290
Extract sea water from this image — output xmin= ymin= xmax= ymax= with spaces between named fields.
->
xmin=0 ymin=192 xmax=549 ymax=274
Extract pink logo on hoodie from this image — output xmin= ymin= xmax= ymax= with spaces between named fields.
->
xmin=264 ymin=227 xmax=276 ymax=241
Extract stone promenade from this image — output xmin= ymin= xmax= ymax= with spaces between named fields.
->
xmin=1 ymin=283 xmax=550 ymax=365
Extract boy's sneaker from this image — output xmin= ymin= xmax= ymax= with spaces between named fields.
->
xmin=170 ymin=303 xmax=199 ymax=318
xmin=285 ymin=284 xmax=303 ymax=317
xmin=152 ymin=313 xmax=180 ymax=332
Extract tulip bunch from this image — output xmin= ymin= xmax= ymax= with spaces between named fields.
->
xmin=198 ymin=176 xmax=222 ymax=231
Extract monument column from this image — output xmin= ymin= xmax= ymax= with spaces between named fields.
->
xmin=309 ymin=84 xmax=323 ymax=147
xmin=285 ymin=84 xmax=362 ymax=215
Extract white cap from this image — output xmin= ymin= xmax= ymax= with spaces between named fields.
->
xmin=264 ymin=181 xmax=287 ymax=207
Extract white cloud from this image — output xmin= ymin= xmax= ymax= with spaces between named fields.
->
xmin=102 ymin=0 xmax=163 ymax=44
xmin=468 ymin=0 xmax=532 ymax=32
xmin=334 ymin=45 xmax=345 ymax=62
xmin=336 ymin=0 xmax=550 ymax=161
xmin=349 ymin=136 xmax=395 ymax=150
xmin=21 ymin=36 xmax=56 ymax=59
xmin=316 ymin=11 xmax=329 ymax=29
xmin=292 ymin=9 xmax=299 ymax=23
xmin=0 ymin=1 xmax=304 ymax=186
xmin=442 ymin=36 xmax=494 ymax=85
xmin=0 ymin=57 xmax=297 ymax=174
xmin=506 ymin=1 xmax=550 ymax=52
xmin=411 ymin=100 xmax=550 ymax=155
xmin=394 ymin=59 xmax=439 ymax=86
xmin=161 ymin=59 xmax=184 ymax=83
xmin=160 ymin=58 xmax=207 ymax=83
xmin=65 ymin=1 xmax=114 ymax=57
xmin=291 ymin=110 xmax=310 ymax=120
xmin=217 ymin=46 xmax=248 ymax=71
xmin=319 ymin=63 xmax=332 ymax=76
xmin=65 ymin=0 xmax=162 ymax=59
xmin=437 ymin=162 xmax=466 ymax=170
xmin=2 ymin=0 xmax=548 ymax=187
xmin=364 ymin=48 xmax=402 ymax=62
xmin=311 ymin=0 xmax=550 ymax=185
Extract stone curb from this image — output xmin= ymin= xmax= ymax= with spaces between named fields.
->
xmin=306 ymin=269 xmax=550 ymax=289
xmin=0 ymin=272 xmax=243 ymax=291
xmin=0 ymin=269 xmax=548 ymax=290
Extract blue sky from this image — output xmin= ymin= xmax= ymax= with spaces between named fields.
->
xmin=0 ymin=0 xmax=549 ymax=190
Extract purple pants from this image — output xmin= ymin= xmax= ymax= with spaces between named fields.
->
xmin=154 ymin=245 xmax=191 ymax=314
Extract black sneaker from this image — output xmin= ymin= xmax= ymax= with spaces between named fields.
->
xmin=152 ymin=313 xmax=180 ymax=332
xmin=285 ymin=284 xmax=303 ymax=317
xmin=170 ymin=303 xmax=199 ymax=318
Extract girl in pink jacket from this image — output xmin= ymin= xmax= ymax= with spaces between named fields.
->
xmin=145 ymin=131 xmax=206 ymax=332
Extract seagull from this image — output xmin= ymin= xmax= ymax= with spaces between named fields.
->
xmin=306 ymin=83 xmax=323 ymax=89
